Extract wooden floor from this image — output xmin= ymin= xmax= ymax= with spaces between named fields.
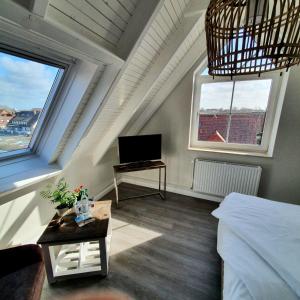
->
xmin=41 ymin=183 xmax=221 ymax=300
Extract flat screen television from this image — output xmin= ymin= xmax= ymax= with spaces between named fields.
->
xmin=118 ymin=134 xmax=161 ymax=164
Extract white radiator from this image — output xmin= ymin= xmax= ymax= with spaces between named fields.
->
xmin=193 ymin=159 xmax=262 ymax=199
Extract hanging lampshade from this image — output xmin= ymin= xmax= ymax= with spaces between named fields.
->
xmin=205 ymin=0 xmax=300 ymax=76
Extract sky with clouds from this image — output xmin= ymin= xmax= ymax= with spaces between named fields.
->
xmin=0 ymin=52 xmax=60 ymax=111
xmin=199 ymin=75 xmax=272 ymax=112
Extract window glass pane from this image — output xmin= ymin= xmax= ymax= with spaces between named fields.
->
xmin=201 ymin=68 xmax=209 ymax=76
xmin=0 ymin=51 xmax=62 ymax=154
xmin=198 ymin=82 xmax=233 ymax=142
xmin=228 ymin=80 xmax=272 ymax=145
xmin=224 ymin=29 xmax=275 ymax=74
xmin=199 ymin=82 xmax=233 ymax=112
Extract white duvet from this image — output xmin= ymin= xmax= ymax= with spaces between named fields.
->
xmin=212 ymin=193 xmax=300 ymax=300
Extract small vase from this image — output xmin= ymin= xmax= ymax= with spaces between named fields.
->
xmin=56 ymin=206 xmax=69 ymax=217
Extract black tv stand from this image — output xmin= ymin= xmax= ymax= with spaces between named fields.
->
xmin=113 ymin=160 xmax=166 ymax=208
xmin=118 ymin=160 xmax=153 ymax=169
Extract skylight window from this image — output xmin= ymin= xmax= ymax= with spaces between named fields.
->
xmin=0 ymin=50 xmax=64 ymax=156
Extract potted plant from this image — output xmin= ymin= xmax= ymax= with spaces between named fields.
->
xmin=41 ymin=178 xmax=77 ymax=216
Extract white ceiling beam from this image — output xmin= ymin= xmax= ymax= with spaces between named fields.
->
xmin=0 ymin=0 xmax=124 ymax=67
xmin=91 ymin=0 xmax=209 ymax=165
xmin=123 ymin=4 xmax=209 ymax=135
xmin=117 ymin=0 xmax=160 ymax=60
xmin=125 ymin=34 xmax=207 ymax=136
xmin=30 ymin=0 xmax=49 ymax=17
xmin=184 ymin=0 xmax=209 ymax=18
xmin=62 ymin=0 xmax=165 ymax=155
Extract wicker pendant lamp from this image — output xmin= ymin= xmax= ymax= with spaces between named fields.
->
xmin=205 ymin=0 xmax=300 ymax=76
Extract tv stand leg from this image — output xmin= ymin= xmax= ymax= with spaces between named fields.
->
xmin=164 ymin=166 xmax=167 ymax=200
xmin=113 ymin=171 xmax=119 ymax=208
xmin=159 ymin=168 xmax=161 ymax=192
xmin=158 ymin=166 xmax=166 ymax=200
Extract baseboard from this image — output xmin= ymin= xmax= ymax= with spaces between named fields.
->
xmin=94 ymin=181 xmax=119 ymax=201
xmin=121 ymin=175 xmax=222 ymax=203
xmin=94 ymin=176 xmax=223 ymax=203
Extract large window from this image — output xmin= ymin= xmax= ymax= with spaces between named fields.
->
xmin=189 ymin=65 xmax=287 ymax=156
xmin=0 ymin=50 xmax=65 ymax=157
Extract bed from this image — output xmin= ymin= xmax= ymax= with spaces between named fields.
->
xmin=212 ymin=193 xmax=300 ymax=300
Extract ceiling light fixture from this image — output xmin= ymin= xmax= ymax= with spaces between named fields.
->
xmin=205 ymin=0 xmax=300 ymax=76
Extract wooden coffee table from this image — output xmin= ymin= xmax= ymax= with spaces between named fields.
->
xmin=37 ymin=201 xmax=112 ymax=283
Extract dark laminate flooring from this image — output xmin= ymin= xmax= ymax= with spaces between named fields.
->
xmin=41 ymin=183 xmax=221 ymax=300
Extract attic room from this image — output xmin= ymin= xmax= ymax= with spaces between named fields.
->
xmin=0 ymin=0 xmax=300 ymax=299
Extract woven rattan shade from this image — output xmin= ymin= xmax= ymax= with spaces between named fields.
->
xmin=206 ymin=0 xmax=300 ymax=76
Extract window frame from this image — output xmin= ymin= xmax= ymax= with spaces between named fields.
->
xmin=188 ymin=60 xmax=287 ymax=157
xmin=0 ymin=45 xmax=71 ymax=161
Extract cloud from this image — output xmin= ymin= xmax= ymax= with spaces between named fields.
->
xmin=200 ymin=79 xmax=272 ymax=111
xmin=0 ymin=54 xmax=59 ymax=110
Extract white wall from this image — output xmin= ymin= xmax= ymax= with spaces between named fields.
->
xmin=1 ymin=60 xmax=300 ymax=249
xmin=123 ymin=60 xmax=300 ymax=205
xmin=0 ymin=178 xmax=55 ymax=248
xmin=62 ymin=146 xmax=118 ymax=198
xmin=0 ymin=147 xmax=118 ymax=248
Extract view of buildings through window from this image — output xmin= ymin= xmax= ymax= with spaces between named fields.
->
xmin=196 ymin=30 xmax=274 ymax=147
xmin=198 ymin=75 xmax=272 ymax=145
xmin=0 ymin=51 xmax=62 ymax=154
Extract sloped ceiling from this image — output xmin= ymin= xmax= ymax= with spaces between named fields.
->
xmin=46 ymin=0 xmax=139 ymax=54
xmin=69 ymin=0 xmax=210 ymax=166
xmin=2 ymin=0 xmax=210 ymax=168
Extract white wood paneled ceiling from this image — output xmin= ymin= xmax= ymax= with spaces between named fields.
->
xmin=64 ymin=0 xmax=210 ymax=166
xmin=107 ymin=0 xmax=193 ymax=109
xmin=46 ymin=0 xmax=139 ymax=52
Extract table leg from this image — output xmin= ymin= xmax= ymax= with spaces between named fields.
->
xmin=41 ymin=245 xmax=56 ymax=284
xmin=99 ymin=238 xmax=108 ymax=276
xmin=113 ymin=171 xmax=119 ymax=208
xmin=159 ymin=167 xmax=161 ymax=192
xmin=164 ymin=166 xmax=167 ymax=199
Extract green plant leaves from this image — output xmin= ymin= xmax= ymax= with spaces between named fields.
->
xmin=40 ymin=178 xmax=77 ymax=208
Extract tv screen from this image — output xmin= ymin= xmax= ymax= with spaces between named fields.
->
xmin=118 ymin=134 xmax=161 ymax=164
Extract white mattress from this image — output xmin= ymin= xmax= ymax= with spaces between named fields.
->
xmin=214 ymin=193 xmax=300 ymax=300
xmin=223 ymin=262 xmax=252 ymax=300
xmin=220 ymin=221 xmax=252 ymax=300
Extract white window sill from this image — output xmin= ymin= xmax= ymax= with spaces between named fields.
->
xmin=188 ymin=146 xmax=272 ymax=158
xmin=0 ymin=154 xmax=61 ymax=201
